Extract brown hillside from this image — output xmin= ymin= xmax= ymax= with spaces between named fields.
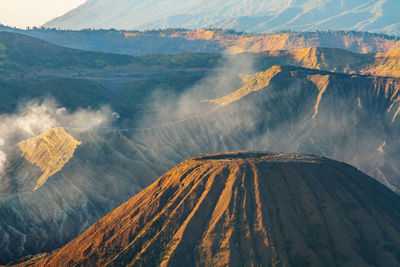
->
xmin=31 ymin=152 xmax=400 ymax=266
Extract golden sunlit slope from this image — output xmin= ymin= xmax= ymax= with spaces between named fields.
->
xmin=254 ymin=47 xmax=400 ymax=78
xmin=289 ymin=47 xmax=400 ymax=77
xmin=167 ymin=29 xmax=400 ymax=54
xmin=285 ymin=47 xmax=364 ymax=71
xmin=18 ymin=127 xmax=81 ymax=190
xmin=31 ymin=152 xmax=400 ymax=266
xmin=363 ymin=50 xmax=400 ymax=77
xmin=205 ymin=65 xmax=282 ymax=106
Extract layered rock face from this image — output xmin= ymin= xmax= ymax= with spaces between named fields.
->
xmin=31 ymin=152 xmax=400 ymax=266
xmin=18 ymin=127 xmax=81 ymax=190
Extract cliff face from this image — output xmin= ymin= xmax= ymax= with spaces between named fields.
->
xmin=33 ymin=152 xmax=400 ymax=267
xmin=209 ymin=65 xmax=400 ymax=117
xmin=18 ymin=127 xmax=81 ymax=190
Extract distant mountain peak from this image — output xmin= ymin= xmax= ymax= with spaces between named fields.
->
xmin=18 ymin=127 xmax=81 ymax=190
xmin=43 ymin=0 xmax=400 ymax=35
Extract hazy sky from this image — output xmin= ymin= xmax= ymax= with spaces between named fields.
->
xmin=0 ymin=0 xmax=86 ymax=29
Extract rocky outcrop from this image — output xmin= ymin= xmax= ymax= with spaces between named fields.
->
xmin=18 ymin=127 xmax=81 ymax=190
xmin=205 ymin=65 xmax=282 ymax=106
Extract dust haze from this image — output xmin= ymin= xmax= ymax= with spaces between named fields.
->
xmin=140 ymin=54 xmax=256 ymax=128
xmin=0 ymin=98 xmax=118 ymax=146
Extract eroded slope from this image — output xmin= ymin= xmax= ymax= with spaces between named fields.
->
xmin=208 ymin=65 xmax=400 ymax=122
xmin=18 ymin=127 xmax=81 ymax=190
xmin=33 ymin=152 xmax=400 ymax=267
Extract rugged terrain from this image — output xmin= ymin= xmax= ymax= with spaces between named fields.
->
xmin=0 ymin=31 xmax=222 ymax=123
xmin=2 ymin=27 xmax=400 ymax=55
xmin=2 ymin=31 xmax=400 ymax=263
xmin=3 ymin=31 xmax=400 ymax=124
xmin=0 ymin=127 xmax=170 ymax=263
xmin=43 ymin=0 xmax=400 ymax=35
xmin=3 ymin=65 xmax=400 ymax=263
xmin=27 ymin=152 xmax=400 ymax=266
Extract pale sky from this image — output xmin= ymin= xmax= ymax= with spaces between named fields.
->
xmin=0 ymin=0 xmax=87 ymax=29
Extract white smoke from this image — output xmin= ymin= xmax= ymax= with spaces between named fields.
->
xmin=0 ymin=150 xmax=6 ymax=175
xmin=0 ymin=98 xmax=119 ymax=146
xmin=141 ymin=54 xmax=256 ymax=128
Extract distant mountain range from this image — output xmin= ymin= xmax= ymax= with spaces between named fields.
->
xmin=1 ymin=26 xmax=400 ymax=57
xmin=43 ymin=0 xmax=400 ymax=35
xmin=2 ymin=31 xmax=400 ymax=125
xmin=0 ymin=31 xmax=222 ymax=123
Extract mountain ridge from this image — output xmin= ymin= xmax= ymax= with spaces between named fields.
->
xmin=44 ymin=0 xmax=400 ymax=35
xmin=3 ymin=26 xmax=400 ymax=55
xmin=205 ymin=64 xmax=400 ymax=112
